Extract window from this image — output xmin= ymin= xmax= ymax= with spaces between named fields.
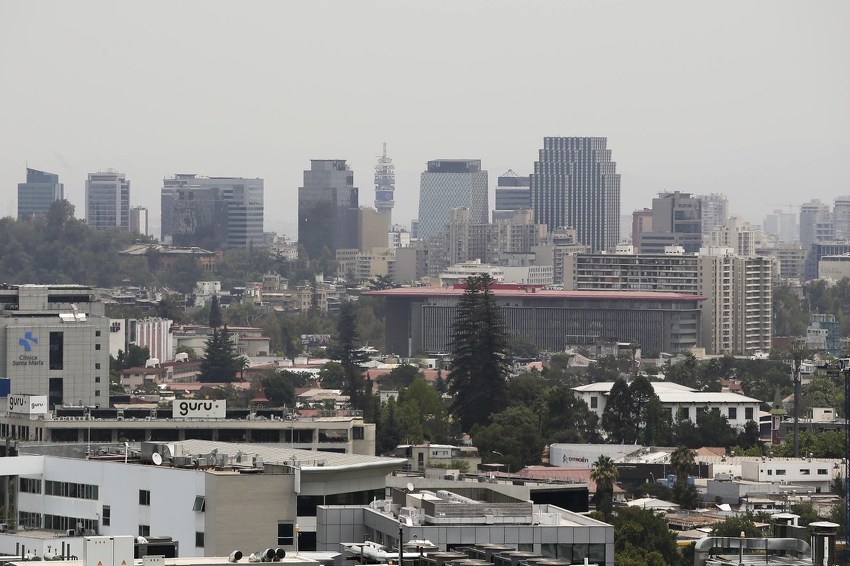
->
xmin=20 ymin=478 xmax=42 ymax=494
xmin=95 ymin=377 xmax=101 ymax=383
xmin=95 ymin=363 xmax=101 ymax=370
xmin=745 ymin=407 xmax=754 ymax=420
xmin=590 ymin=397 xmax=598 ymax=409
xmin=49 ymin=332 xmax=64 ymax=370
xmin=193 ymin=496 xmax=206 ymax=512
xmin=44 ymin=480 xmax=98 ymax=500
xmin=767 ymin=470 xmax=773 ymax=476
xmin=102 ymin=506 xmax=110 ymax=526
xmin=818 ymin=469 xmax=828 ymax=475
xmin=139 ymin=525 xmax=150 ymax=537
xmin=195 ymin=532 xmax=205 ymax=548
xmin=139 ymin=490 xmax=150 ymax=505
xmin=95 ymin=331 xmax=101 ymax=337
xmin=800 ymin=469 xmax=810 ymax=475
xmin=95 ymin=344 xmax=101 ymax=351
xmin=95 ymin=391 xmax=100 ymax=397
xmin=728 ymin=407 xmax=737 ymax=420
xmin=775 ymin=469 xmax=786 ymax=476
xmin=352 ymin=426 xmax=365 ymax=440
xmin=277 ymin=522 xmax=294 ymax=546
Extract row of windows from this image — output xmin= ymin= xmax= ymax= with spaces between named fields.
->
xmin=20 ymin=512 xmax=99 ymax=534
xmin=45 ymin=480 xmax=99 ymax=500
xmin=20 ymin=478 xmax=41 ymax=494
xmin=766 ymin=468 xmax=829 ymax=476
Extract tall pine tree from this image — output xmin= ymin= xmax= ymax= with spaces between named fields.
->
xmin=329 ymin=301 xmax=370 ymax=411
xmin=448 ymin=274 xmax=511 ymax=432
xmin=199 ymin=325 xmax=242 ymax=382
xmin=208 ymin=294 xmax=222 ymax=328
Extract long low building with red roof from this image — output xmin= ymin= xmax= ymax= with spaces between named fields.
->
xmin=365 ymin=284 xmax=705 ymax=356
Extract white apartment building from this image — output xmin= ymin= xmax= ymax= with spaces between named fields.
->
xmin=573 ymin=381 xmax=762 ymax=430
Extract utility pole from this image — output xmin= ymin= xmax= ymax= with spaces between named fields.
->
xmin=792 ymin=354 xmax=802 ymax=459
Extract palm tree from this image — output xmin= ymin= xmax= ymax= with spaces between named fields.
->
xmin=590 ymin=455 xmax=617 ymax=518
xmin=670 ymin=445 xmax=701 ymax=509
xmin=670 ymin=445 xmax=695 ymax=485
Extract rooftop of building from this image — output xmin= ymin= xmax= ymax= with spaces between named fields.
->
xmin=573 ymin=381 xmax=763 ymax=404
xmin=366 ymin=285 xmax=705 ymax=302
xmin=18 ymin=439 xmax=405 ymax=471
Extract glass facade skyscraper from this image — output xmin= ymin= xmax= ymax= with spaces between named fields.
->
xmin=298 ymin=160 xmax=360 ymax=258
xmin=85 ymin=170 xmax=130 ymax=231
xmin=417 ymin=159 xmax=488 ymax=241
xmin=18 ymin=168 xmax=64 ymax=220
xmin=530 ymin=137 xmax=620 ymax=253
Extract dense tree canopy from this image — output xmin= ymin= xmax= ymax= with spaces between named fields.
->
xmin=198 ymin=326 xmax=243 ymax=382
xmin=448 ymin=275 xmax=512 ymax=431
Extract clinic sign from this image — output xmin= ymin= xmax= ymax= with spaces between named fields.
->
xmin=8 ymin=394 xmax=48 ymax=415
xmin=172 ymin=400 xmax=226 ymax=419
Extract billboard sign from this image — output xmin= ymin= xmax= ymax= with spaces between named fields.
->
xmin=8 ymin=394 xmax=48 ymax=415
xmin=172 ymin=400 xmax=226 ymax=419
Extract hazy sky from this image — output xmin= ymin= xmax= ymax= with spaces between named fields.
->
xmin=1 ymin=1 xmax=848 ymax=239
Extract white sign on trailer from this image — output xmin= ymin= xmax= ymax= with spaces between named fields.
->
xmin=172 ymin=400 xmax=226 ymax=419
xmin=8 ymin=394 xmax=48 ymax=415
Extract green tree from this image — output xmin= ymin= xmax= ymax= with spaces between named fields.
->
xmin=590 ymin=455 xmax=617 ymax=519
xmin=259 ymin=371 xmax=296 ymax=407
xmin=613 ymin=507 xmax=679 ymax=566
xmin=376 ymin=397 xmax=403 ymax=455
xmin=670 ymin=446 xmax=701 ymax=510
xmin=380 ymin=364 xmax=422 ymax=391
xmin=641 ymin=395 xmax=673 ymax=446
xmin=198 ymin=326 xmax=241 ymax=382
xmin=710 ymin=514 xmax=764 ymax=538
xmin=472 ymin=406 xmax=544 ymax=472
xmin=448 ymin=275 xmax=512 ymax=431
xmin=208 ymin=294 xmax=222 ymax=328
xmin=395 ymin=378 xmax=450 ymax=444
xmin=118 ymin=344 xmax=150 ymax=369
xmin=602 ymin=378 xmax=633 ymax=442
xmin=543 ymin=384 xmax=600 ymax=444
xmin=328 ymin=301 xmax=371 ymax=411
xmin=318 ymin=362 xmax=345 ymax=389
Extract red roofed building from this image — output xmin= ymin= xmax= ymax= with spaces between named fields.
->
xmin=365 ymin=284 xmax=704 ymax=356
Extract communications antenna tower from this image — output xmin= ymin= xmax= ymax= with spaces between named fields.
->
xmin=374 ymin=142 xmax=395 ymax=222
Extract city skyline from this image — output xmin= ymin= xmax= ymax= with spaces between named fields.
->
xmin=1 ymin=1 xmax=847 ymax=240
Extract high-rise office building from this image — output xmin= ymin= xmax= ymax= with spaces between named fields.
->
xmin=417 ymin=159 xmax=488 ymax=240
xmin=130 ymin=206 xmax=149 ymax=237
xmin=85 ymin=170 xmax=130 ymax=231
xmin=493 ymin=170 xmax=531 ymax=222
xmin=298 ymin=160 xmax=360 ymax=258
xmin=799 ymin=199 xmax=832 ymax=251
xmin=161 ymin=175 xmax=264 ymax=250
xmin=17 ymin=168 xmax=64 ymax=220
xmin=697 ymin=193 xmax=728 ymax=236
xmin=833 ymin=196 xmax=850 ymax=240
xmin=763 ymin=209 xmax=798 ymax=244
xmin=638 ymin=191 xmax=703 ymax=254
xmin=374 ymin=143 xmax=395 ymax=222
xmin=530 ymin=137 xmax=620 ymax=252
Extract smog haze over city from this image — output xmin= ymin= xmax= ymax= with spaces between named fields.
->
xmin=1 ymin=1 xmax=848 ymax=238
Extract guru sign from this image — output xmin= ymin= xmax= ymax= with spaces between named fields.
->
xmin=8 ymin=394 xmax=48 ymax=415
xmin=172 ymin=400 xmax=226 ymax=419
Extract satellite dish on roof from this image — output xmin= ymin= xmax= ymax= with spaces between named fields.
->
xmin=406 ymin=482 xmax=414 ymax=493
xmin=151 ymin=452 xmax=163 ymax=466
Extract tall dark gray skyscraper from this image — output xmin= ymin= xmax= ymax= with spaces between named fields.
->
xmin=417 ymin=159 xmax=488 ymax=240
xmin=18 ymin=168 xmax=64 ymax=219
xmin=298 ymin=160 xmax=359 ymax=258
xmin=530 ymin=137 xmax=620 ymax=252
